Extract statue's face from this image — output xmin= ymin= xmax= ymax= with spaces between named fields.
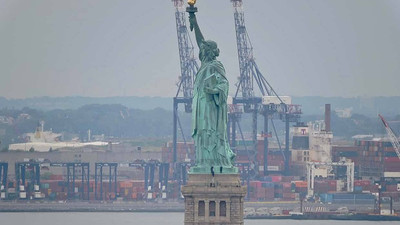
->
xmin=200 ymin=40 xmax=219 ymax=62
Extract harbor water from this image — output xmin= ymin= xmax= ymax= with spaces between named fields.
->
xmin=1 ymin=212 xmax=399 ymax=225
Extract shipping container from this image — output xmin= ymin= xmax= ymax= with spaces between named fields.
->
xmin=270 ymin=176 xmax=282 ymax=182
xmin=294 ymin=181 xmax=307 ymax=188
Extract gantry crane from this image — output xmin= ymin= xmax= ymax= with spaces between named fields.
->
xmin=94 ymin=162 xmax=117 ymax=200
xmin=0 ymin=162 xmax=8 ymax=199
xmin=230 ymin=0 xmax=301 ymax=175
xmin=307 ymin=160 xmax=354 ymax=197
xmin=379 ymin=114 xmax=400 ymax=159
xmin=171 ymin=0 xmax=199 ymax=165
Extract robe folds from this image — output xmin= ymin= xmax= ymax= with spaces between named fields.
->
xmin=192 ymin=59 xmax=236 ymax=168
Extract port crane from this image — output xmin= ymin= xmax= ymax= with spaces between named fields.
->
xmin=230 ymin=0 xmax=301 ymax=175
xmin=48 ymin=162 xmax=90 ymax=200
xmin=0 ymin=162 xmax=8 ymax=199
xmin=15 ymin=162 xmax=41 ymax=193
xmin=306 ymin=160 xmax=355 ymax=197
xmin=94 ymin=162 xmax=117 ymax=200
xmin=379 ymin=114 xmax=400 ymax=159
xmin=171 ymin=0 xmax=199 ymax=166
xmin=94 ymin=160 xmax=170 ymax=201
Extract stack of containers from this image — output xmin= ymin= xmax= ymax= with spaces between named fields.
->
xmin=274 ymin=183 xmax=283 ymax=199
xmin=359 ymin=140 xmax=384 ymax=176
xmin=119 ymin=180 xmax=133 ymax=200
xmin=282 ymin=176 xmax=295 ymax=182
xmin=40 ymin=182 xmax=50 ymax=197
xmin=282 ymin=182 xmax=295 ymax=200
xmin=314 ymin=180 xmax=337 ymax=194
xmin=256 ymin=140 xmax=285 ymax=174
xmin=167 ymin=180 xmax=180 ymax=199
xmin=248 ymin=181 xmax=256 ymax=200
xmin=332 ymin=145 xmax=361 ymax=165
xmin=354 ymin=180 xmax=371 ymax=193
xmin=247 ymin=177 xmax=312 ymax=201
xmin=132 ymin=180 xmax=145 ymax=200
xmin=384 ymin=144 xmax=400 ymax=172
xmin=261 ymin=182 xmax=275 ymax=201
xmin=235 ymin=150 xmax=249 ymax=162
xmin=248 ymin=181 xmax=277 ymax=201
xmin=332 ymin=193 xmax=375 ymax=204
xmin=327 ymin=180 xmax=337 ymax=192
xmin=270 ymin=175 xmax=282 ymax=183
xmin=293 ymin=181 xmax=307 ymax=195
xmin=161 ymin=142 xmax=195 ymax=163
xmin=357 ymin=140 xmax=400 ymax=176
xmin=255 ymin=181 xmax=263 ymax=200
xmin=314 ymin=180 xmax=328 ymax=194
xmin=49 ymin=174 xmax=63 ymax=180
xmin=381 ymin=180 xmax=400 ymax=201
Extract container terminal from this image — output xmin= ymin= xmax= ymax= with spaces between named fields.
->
xmin=1 ymin=0 xmax=400 ymax=220
xmin=0 ymin=107 xmax=399 ymax=219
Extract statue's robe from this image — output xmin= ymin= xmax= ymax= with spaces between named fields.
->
xmin=192 ymin=59 xmax=236 ymax=168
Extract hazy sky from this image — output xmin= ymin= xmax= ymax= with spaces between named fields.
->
xmin=1 ymin=0 xmax=399 ymax=99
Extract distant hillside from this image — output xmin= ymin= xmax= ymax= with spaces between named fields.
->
xmin=0 ymin=104 xmax=191 ymax=149
xmin=0 ymin=103 xmax=398 ymax=150
xmin=293 ymin=96 xmax=400 ymax=117
xmin=0 ymin=96 xmax=399 ymax=117
xmin=0 ymin=96 xmax=172 ymax=111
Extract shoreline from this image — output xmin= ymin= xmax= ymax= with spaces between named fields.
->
xmin=1 ymin=202 xmax=399 ymax=221
xmin=246 ymin=214 xmax=400 ymax=221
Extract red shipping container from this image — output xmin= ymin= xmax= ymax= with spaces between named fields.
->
xmin=50 ymin=174 xmax=64 ymax=180
xmin=385 ymin=157 xmax=400 ymax=163
xmin=354 ymin=180 xmax=371 ymax=187
xmin=283 ymin=192 xmax=295 ymax=198
xmin=271 ymin=176 xmax=282 ymax=182
xmin=295 ymin=181 xmax=308 ymax=188
xmin=386 ymin=185 xmax=399 ymax=192
xmin=282 ymin=182 xmax=291 ymax=188
xmin=296 ymin=187 xmax=308 ymax=194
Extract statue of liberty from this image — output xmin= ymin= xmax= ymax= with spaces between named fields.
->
xmin=187 ymin=2 xmax=237 ymax=173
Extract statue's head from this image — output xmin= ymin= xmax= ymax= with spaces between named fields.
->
xmin=199 ymin=40 xmax=220 ymax=62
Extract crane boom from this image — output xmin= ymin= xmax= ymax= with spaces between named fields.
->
xmin=171 ymin=0 xmax=199 ymax=164
xmin=231 ymin=0 xmax=278 ymax=98
xmin=172 ymin=0 xmax=198 ymax=111
xmin=379 ymin=114 xmax=400 ymax=159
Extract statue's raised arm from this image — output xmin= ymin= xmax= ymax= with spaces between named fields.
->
xmin=188 ymin=13 xmax=204 ymax=49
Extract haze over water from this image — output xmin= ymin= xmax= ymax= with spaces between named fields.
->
xmin=1 ymin=213 xmax=399 ymax=225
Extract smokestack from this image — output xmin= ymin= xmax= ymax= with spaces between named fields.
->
xmin=325 ymin=104 xmax=331 ymax=132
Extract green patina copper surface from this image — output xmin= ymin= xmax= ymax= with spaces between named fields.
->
xmin=188 ymin=10 xmax=237 ymax=174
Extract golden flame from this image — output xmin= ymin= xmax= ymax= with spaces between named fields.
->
xmin=188 ymin=0 xmax=196 ymax=6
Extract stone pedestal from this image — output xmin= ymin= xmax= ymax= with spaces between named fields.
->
xmin=182 ymin=173 xmax=246 ymax=225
